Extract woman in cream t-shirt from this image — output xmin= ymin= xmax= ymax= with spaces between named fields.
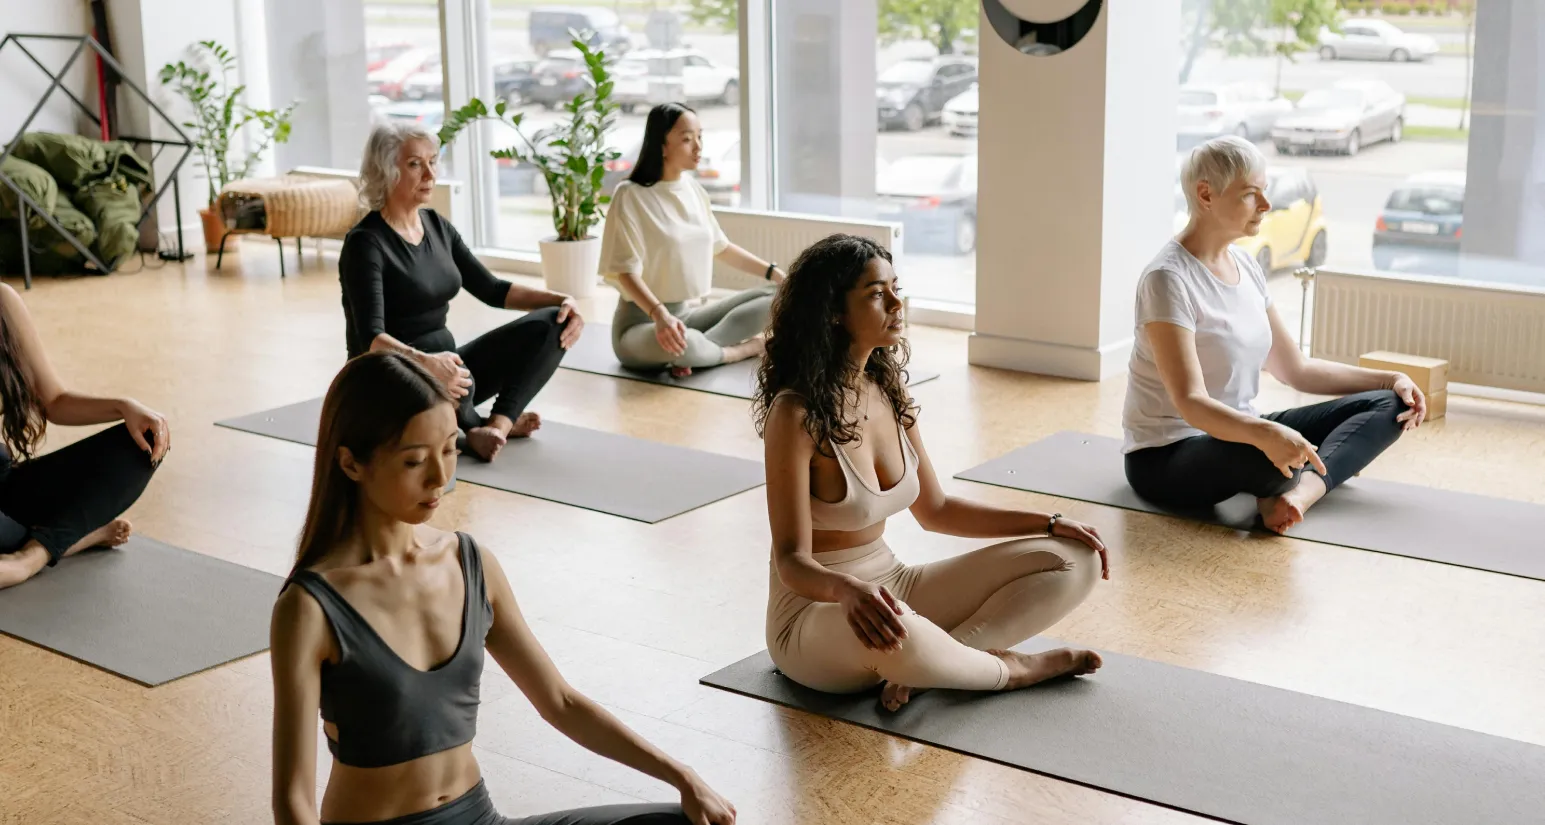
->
xmin=600 ymin=103 xmax=784 ymax=377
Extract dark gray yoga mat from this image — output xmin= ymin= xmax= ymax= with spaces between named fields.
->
xmin=702 ymin=642 xmax=1545 ymax=825
xmin=954 ymin=430 xmax=1545 ymax=581
xmin=0 ymin=537 xmax=283 ymax=686
xmin=216 ymin=398 xmax=764 ymax=523
xmin=560 ymin=323 xmax=938 ymax=400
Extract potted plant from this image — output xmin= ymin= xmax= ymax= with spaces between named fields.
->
xmin=159 ymin=40 xmax=296 ymax=252
xmin=439 ymin=34 xmax=618 ymax=298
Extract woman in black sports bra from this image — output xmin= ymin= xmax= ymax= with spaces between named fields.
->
xmin=270 ymin=351 xmax=735 ymax=825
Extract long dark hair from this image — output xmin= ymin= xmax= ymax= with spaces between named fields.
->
xmin=628 ymin=102 xmax=694 ymax=187
xmin=290 ymin=351 xmax=454 ymax=578
xmin=753 ymin=234 xmax=916 ymax=455
xmin=0 ymin=301 xmax=48 ymax=463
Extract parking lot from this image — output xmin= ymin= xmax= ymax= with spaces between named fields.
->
xmin=362 ymin=5 xmax=1478 ymax=302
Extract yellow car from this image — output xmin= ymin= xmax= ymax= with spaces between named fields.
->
xmin=1173 ymin=165 xmax=1329 ymax=274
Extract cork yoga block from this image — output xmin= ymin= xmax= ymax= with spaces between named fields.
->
xmin=1359 ymin=351 xmax=1449 ymax=396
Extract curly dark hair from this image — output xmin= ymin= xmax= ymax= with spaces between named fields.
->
xmin=753 ymin=233 xmax=916 ymax=455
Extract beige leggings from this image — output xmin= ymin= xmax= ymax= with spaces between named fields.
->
xmin=766 ymin=535 xmax=1099 ymax=694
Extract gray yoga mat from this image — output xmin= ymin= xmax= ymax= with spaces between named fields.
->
xmin=0 ymin=537 xmax=283 ymax=686
xmin=216 ymin=398 xmax=764 ymax=523
xmin=702 ymin=641 xmax=1545 ymax=825
xmin=560 ymin=323 xmax=938 ymax=400
xmin=954 ymin=430 xmax=1545 ymax=581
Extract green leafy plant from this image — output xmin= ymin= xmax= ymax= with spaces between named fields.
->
xmin=158 ymin=40 xmax=296 ymax=206
xmin=439 ymin=33 xmax=619 ymax=243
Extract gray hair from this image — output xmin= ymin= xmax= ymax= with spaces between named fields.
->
xmin=358 ymin=120 xmax=440 ymax=211
xmin=1181 ymin=135 xmax=1266 ymax=215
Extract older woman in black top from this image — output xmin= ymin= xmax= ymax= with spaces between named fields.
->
xmin=339 ymin=121 xmax=584 ymax=462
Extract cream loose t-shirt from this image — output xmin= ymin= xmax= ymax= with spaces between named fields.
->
xmin=598 ymin=177 xmax=730 ymax=304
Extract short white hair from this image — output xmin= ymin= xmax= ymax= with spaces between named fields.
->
xmin=1181 ymin=135 xmax=1266 ymax=214
xmin=358 ymin=121 xmax=440 ymax=211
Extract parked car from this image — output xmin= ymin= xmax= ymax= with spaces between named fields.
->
xmin=529 ymin=6 xmax=631 ymax=58
xmin=1373 ymin=170 xmax=1464 ymax=275
xmin=694 ymin=131 xmax=741 ymax=206
xmin=366 ymin=42 xmax=414 ymax=73
xmin=368 ymin=48 xmax=436 ymax=100
xmin=876 ymin=57 xmax=977 ymax=132
xmin=1173 ymin=166 xmax=1328 ymax=275
xmin=494 ymin=59 xmax=537 ymax=107
xmin=1271 ymin=79 xmax=1405 ymax=156
xmin=524 ymin=49 xmax=625 ymax=109
xmin=1318 ymin=20 xmax=1438 ymax=63
xmin=610 ymin=48 xmax=739 ymax=113
xmin=942 ymin=83 xmax=978 ymax=138
xmin=399 ymin=55 xmax=443 ymax=101
xmin=875 ymin=153 xmax=977 ymax=255
xmin=380 ymin=101 xmax=445 ymax=138
xmin=1177 ymin=82 xmax=1294 ymax=147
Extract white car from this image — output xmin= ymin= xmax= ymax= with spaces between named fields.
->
xmin=1177 ymin=82 xmax=1293 ymax=145
xmin=1318 ymin=20 xmax=1439 ymax=63
xmin=942 ymin=84 xmax=978 ymax=138
xmin=611 ymin=48 xmax=739 ymax=113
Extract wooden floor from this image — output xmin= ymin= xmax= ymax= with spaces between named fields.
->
xmin=2 ymin=243 xmax=1543 ymax=825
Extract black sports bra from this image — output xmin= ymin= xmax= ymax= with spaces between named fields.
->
xmin=288 ymin=532 xmax=493 ymax=768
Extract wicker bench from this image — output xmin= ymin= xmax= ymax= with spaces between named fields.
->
xmin=214 ymin=175 xmax=362 ymax=276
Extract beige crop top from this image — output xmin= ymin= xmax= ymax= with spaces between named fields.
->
xmin=808 ymin=415 xmax=920 ymax=533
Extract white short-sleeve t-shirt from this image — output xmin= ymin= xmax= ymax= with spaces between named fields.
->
xmin=598 ymin=177 xmax=730 ymax=304
xmin=1121 ymin=239 xmax=1276 ymax=454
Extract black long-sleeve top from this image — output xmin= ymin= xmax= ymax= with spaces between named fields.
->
xmin=338 ymin=209 xmax=512 ymax=358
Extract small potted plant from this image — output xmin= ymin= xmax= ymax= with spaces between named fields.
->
xmin=159 ymin=40 xmax=296 ymax=252
xmin=439 ymin=33 xmax=618 ymax=297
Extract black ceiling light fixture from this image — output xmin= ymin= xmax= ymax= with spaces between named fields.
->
xmin=981 ymin=0 xmax=1104 ymax=56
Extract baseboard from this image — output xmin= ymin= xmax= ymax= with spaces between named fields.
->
xmin=967 ymin=332 xmax=1133 ymax=381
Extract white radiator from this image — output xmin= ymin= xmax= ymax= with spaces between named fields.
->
xmin=710 ymin=208 xmax=902 ymax=290
xmin=1311 ymin=268 xmax=1545 ymax=394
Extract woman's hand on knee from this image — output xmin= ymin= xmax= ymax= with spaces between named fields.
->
xmin=555 ymin=297 xmax=585 ymax=349
xmin=1050 ymin=518 xmax=1109 ymax=580
xmin=651 ymin=306 xmax=688 ymax=357
xmin=1257 ymin=421 xmax=1327 ymax=479
xmin=837 ymin=579 xmax=908 ymax=652
xmin=419 ymin=351 xmax=472 ymax=399
xmin=118 ymin=399 xmax=170 ymax=466
xmin=1389 ymin=374 xmax=1427 ymax=430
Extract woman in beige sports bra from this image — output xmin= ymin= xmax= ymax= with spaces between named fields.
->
xmin=753 ymin=234 xmax=1110 ymax=711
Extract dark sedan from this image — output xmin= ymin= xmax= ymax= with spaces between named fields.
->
xmin=876 ymin=57 xmax=977 ymax=132
xmin=1373 ymin=171 xmax=1464 ymax=276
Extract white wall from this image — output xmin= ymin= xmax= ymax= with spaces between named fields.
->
xmin=109 ymin=0 xmax=240 ymax=236
xmin=0 ymin=2 xmax=93 ymax=141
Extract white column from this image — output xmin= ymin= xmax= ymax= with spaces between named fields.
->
xmin=263 ymin=0 xmax=370 ymax=175
xmin=970 ymin=0 xmax=1180 ymax=381
xmin=770 ymin=0 xmax=877 ymax=216
xmin=1460 ymin=0 xmax=1544 ymax=273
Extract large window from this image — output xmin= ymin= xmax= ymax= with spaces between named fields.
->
xmin=770 ymin=1 xmax=978 ymax=306
xmin=1173 ymin=0 xmax=1545 ymax=304
xmin=407 ymin=3 xmax=746 ymax=252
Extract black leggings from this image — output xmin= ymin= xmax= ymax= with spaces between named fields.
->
xmin=1124 ymin=389 xmax=1406 ymax=509
xmin=0 ymin=423 xmax=159 ymax=566
xmin=341 ymin=780 xmax=690 ymax=825
xmin=410 ymin=308 xmax=567 ymax=435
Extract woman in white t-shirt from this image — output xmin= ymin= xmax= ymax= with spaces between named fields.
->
xmin=600 ymin=103 xmax=783 ymax=377
xmin=1122 ymin=136 xmax=1427 ymax=534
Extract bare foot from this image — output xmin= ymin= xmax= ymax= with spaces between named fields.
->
xmin=991 ymin=647 xmax=1103 ymax=690
xmin=1257 ymin=473 xmax=1326 ymax=534
xmin=63 ymin=518 xmax=133 ymax=559
xmin=464 ymin=426 xmax=509 ymax=462
xmin=879 ymin=682 xmax=931 ymax=712
xmin=507 ymin=411 xmax=541 ymax=439
xmin=719 ymin=334 xmax=766 ymax=366
xmin=670 ymin=365 xmax=693 ymax=378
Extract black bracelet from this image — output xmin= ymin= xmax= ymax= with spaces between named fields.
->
xmin=765 ymin=262 xmax=777 ymax=280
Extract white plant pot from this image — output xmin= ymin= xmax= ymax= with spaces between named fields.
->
xmin=538 ymin=236 xmax=601 ymax=298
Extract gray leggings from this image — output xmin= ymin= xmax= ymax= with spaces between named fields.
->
xmin=611 ymin=284 xmax=776 ymax=370
xmin=337 ymin=780 xmax=690 ymax=825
